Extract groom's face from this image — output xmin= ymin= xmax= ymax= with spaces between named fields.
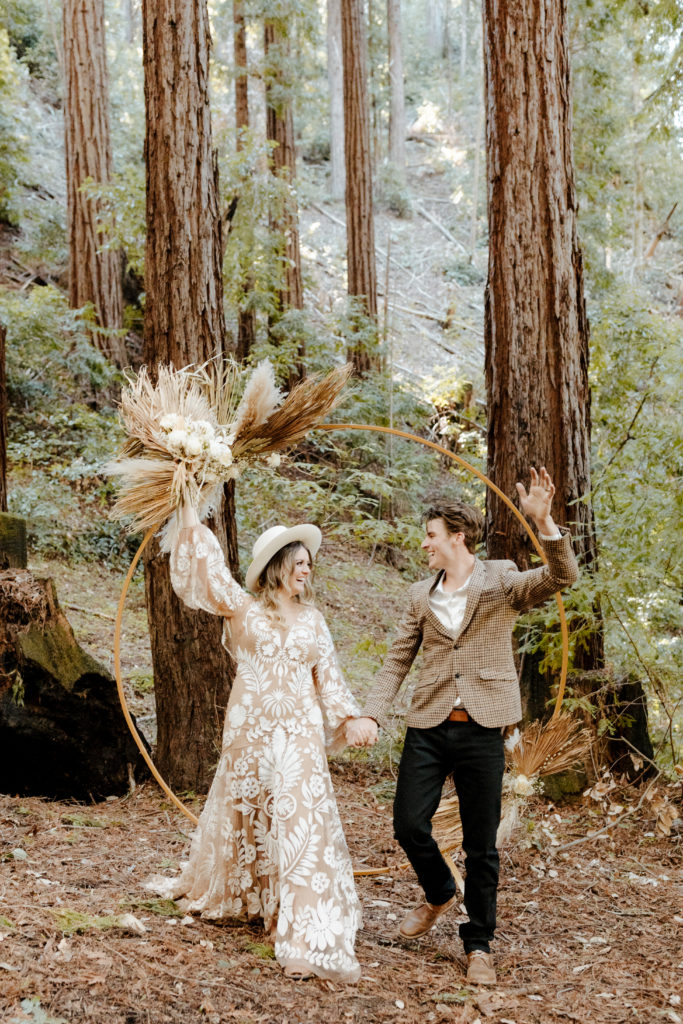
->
xmin=421 ymin=519 xmax=464 ymax=571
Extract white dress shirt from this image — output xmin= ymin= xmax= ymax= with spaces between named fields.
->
xmin=428 ymin=571 xmax=473 ymax=635
xmin=428 ymin=572 xmax=473 ymax=709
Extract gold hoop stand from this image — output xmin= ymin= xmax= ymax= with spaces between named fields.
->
xmin=113 ymin=423 xmax=570 ymax=857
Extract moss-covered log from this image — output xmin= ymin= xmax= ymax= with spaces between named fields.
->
xmin=0 ymin=569 xmax=147 ymax=799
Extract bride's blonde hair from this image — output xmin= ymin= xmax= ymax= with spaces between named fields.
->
xmin=258 ymin=541 xmax=315 ymax=624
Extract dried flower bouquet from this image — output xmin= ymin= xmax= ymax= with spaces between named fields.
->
xmin=107 ymin=358 xmax=351 ymax=540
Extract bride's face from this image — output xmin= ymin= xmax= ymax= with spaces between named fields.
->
xmin=282 ymin=545 xmax=312 ymax=598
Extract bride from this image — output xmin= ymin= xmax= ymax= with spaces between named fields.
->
xmin=148 ymin=504 xmax=364 ymax=982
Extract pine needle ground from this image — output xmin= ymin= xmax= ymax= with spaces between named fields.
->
xmin=1 ymin=766 xmax=680 ymax=1024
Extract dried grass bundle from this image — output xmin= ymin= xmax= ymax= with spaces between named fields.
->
xmin=432 ymin=715 xmax=590 ymax=853
xmin=191 ymin=357 xmax=242 ymax=428
xmin=508 ymin=715 xmax=590 ymax=780
xmin=431 ymin=792 xmax=464 ymax=853
xmin=118 ymin=365 xmax=215 ymax=459
xmin=108 ymin=359 xmax=352 ymax=535
xmin=229 ymin=359 xmax=282 ymax=437
xmin=232 ymin=363 xmax=352 ymax=459
xmin=107 ymin=458 xmax=191 ymax=533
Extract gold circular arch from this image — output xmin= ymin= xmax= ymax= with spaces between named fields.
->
xmin=113 ymin=423 xmax=570 ymax=833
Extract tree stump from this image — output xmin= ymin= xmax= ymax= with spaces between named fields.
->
xmin=0 ymin=569 xmax=147 ymax=800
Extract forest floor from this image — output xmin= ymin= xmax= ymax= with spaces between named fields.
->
xmin=2 ymin=465 xmax=682 ymax=1024
xmin=1 ymin=546 xmax=681 ymax=1024
xmin=1 ymin=766 xmax=682 ymax=1024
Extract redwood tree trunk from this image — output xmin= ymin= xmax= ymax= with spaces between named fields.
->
xmin=483 ymin=0 xmax=604 ymax=717
xmin=341 ymin=0 xmax=379 ymax=373
xmin=264 ymin=19 xmax=304 ymax=315
xmin=234 ymin=0 xmax=256 ymax=362
xmin=63 ymin=0 xmax=126 ymax=367
xmin=327 ymin=0 xmax=346 ymax=200
xmin=142 ymin=0 xmax=239 ymax=792
xmin=387 ymin=0 xmax=406 ymax=178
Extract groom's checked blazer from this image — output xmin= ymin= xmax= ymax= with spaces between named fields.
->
xmin=363 ymin=531 xmax=579 ymax=730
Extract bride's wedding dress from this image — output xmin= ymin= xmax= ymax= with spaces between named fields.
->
xmin=146 ymin=523 xmax=362 ymax=982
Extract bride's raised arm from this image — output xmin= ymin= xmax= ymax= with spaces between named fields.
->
xmin=169 ymin=504 xmax=249 ymax=619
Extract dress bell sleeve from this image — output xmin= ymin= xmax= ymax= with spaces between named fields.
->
xmin=312 ymin=612 xmax=362 ymax=752
xmin=169 ymin=520 xmax=248 ymax=619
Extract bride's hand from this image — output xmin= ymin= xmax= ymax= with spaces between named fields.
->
xmin=181 ymin=502 xmax=200 ymax=529
xmin=345 ymin=717 xmax=379 ymax=748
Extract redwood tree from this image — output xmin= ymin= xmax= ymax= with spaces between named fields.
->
xmin=63 ymin=0 xmax=126 ymax=367
xmin=483 ymin=0 xmax=604 ymax=717
xmin=233 ymin=0 xmax=256 ymax=362
xmin=327 ymin=0 xmax=345 ymax=200
xmin=142 ymin=0 xmax=239 ymax=792
xmin=264 ymin=17 xmax=304 ymax=314
xmin=341 ymin=0 xmax=379 ymax=373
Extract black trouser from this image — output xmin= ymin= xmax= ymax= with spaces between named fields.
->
xmin=393 ymin=718 xmax=505 ymax=953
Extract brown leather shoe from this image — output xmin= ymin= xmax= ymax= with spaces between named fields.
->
xmin=398 ymin=894 xmax=458 ymax=939
xmin=466 ymin=950 xmax=496 ymax=985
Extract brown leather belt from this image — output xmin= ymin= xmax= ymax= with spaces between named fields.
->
xmin=447 ymin=708 xmax=470 ymax=722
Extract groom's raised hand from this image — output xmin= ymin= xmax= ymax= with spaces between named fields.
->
xmin=515 ymin=466 xmax=559 ymax=535
xmin=345 ymin=717 xmax=379 ymax=748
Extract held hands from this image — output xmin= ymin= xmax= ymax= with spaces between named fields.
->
xmin=515 ymin=466 xmax=558 ymax=535
xmin=345 ymin=716 xmax=379 ymax=748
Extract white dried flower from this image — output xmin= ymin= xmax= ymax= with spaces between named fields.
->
xmin=193 ymin=419 xmax=215 ymax=437
xmin=266 ymin=453 xmax=281 ymax=468
xmin=167 ymin=429 xmax=188 ymax=452
xmin=504 ymin=727 xmax=521 ymax=752
xmin=159 ymin=412 xmax=183 ymax=431
xmin=184 ymin=435 xmax=203 ymax=457
xmin=512 ymin=773 xmax=535 ymax=797
xmin=209 ymin=439 xmax=233 ymax=467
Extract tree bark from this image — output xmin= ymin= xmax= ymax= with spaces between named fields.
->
xmin=341 ymin=0 xmax=379 ymax=373
xmin=483 ymin=0 xmax=604 ymax=718
xmin=0 ymin=570 xmax=147 ymax=799
xmin=63 ymin=0 xmax=126 ymax=367
xmin=142 ymin=0 xmax=240 ymax=793
xmin=0 ymin=324 xmax=7 ymax=513
xmin=233 ymin=0 xmax=256 ymax=362
xmin=327 ymin=0 xmax=346 ymax=200
xmin=387 ymin=0 xmax=406 ymax=179
xmin=264 ymin=18 xmax=304 ymax=314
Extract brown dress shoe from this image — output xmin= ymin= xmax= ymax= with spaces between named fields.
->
xmin=466 ymin=950 xmax=496 ymax=985
xmin=398 ymin=894 xmax=458 ymax=939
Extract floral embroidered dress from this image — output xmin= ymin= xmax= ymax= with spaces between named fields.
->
xmin=149 ymin=523 xmax=362 ymax=982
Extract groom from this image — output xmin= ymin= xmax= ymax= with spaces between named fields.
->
xmin=347 ymin=467 xmax=579 ymax=985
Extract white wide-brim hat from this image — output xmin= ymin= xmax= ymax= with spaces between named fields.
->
xmin=245 ymin=523 xmax=322 ymax=593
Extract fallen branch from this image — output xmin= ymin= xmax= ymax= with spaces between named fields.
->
xmin=65 ymin=603 xmax=116 ymax=621
xmin=413 ymin=202 xmax=467 ymax=253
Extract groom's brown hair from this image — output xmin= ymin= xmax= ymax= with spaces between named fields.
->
xmin=424 ymin=500 xmax=484 ymax=554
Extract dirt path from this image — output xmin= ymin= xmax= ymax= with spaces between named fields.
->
xmin=1 ymin=763 xmax=680 ymax=1024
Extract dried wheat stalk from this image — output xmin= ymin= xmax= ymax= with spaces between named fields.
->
xmin=508 ymin=715 xmax=590 ymax=779
xmin=232 ymin=364 xmax=352 ymax=458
